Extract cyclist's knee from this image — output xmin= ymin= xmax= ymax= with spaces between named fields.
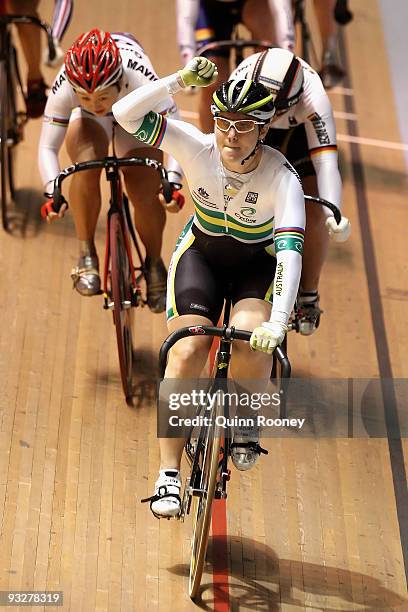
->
xmin=66 ymin=119 xmax=109 ymax=163
xmin=166 ymin=337 xmax=211 ymax=377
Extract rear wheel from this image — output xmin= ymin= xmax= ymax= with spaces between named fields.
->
xmin=0 ymin=61 xmax=11 ymax=231
xmin=189 ymin=397 xmax=222 ymax=600
xmin=109 ymin=211 xmax=135 ymax=401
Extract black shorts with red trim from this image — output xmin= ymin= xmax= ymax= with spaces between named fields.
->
xmin=196 ymin=0 xmax=246 ymax=57
xmin=167 ymin=224 xmax=276 ymax=324
xmin=264 ymin=124 xmax=316 ymax=180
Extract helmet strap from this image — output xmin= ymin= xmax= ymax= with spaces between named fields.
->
xmin=240 ymin=126 xmax=264 ymax=166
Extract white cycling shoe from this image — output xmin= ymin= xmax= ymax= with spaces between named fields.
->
xmin=298 ymin=290 xmax=322 ymax=336
xmin=142 ymin=469 xmax=181 ymax=519
xmin=231 ymin=424 xmax=268 ymax=471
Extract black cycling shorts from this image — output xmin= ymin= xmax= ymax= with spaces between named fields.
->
xmin=166 ymin=220 xmax=276 ymax=324
xmin=265 ymin=124 xmax=315 ymax=180
xmin=196 ymin=0 xmax=246 ymax=57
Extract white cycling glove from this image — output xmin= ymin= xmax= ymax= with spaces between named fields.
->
xmin=326 ymin=215 xmax=351 ymax=242
xmin=250 ymin=321 xmax=287 ymax=355
xmin=178 ymin=57 xmax=218 ymax=88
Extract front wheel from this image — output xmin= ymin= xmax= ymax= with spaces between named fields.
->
xmin=189 ymin=397 xmax=222 ymax=600
xmin=109 ymin=211 xmax=135 ymax=400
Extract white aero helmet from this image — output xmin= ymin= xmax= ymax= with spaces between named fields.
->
xmin=235 ymin=48 xmax=304 ymax=111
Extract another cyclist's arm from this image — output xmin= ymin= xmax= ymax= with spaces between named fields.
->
xmin=51 ymin=0 xmax=73 ymax=42
xmin=267 ymin=0 xmax=295 ymax=51
xmin=301 ymin=74 xmax=350 ymax=240
xmin=301 ymin=70 xmax=342 ymax=214
xmin=176 ymin=0 xmax=199 ymax=64
xmin=38 ymin=72 xmax=75 ymax=195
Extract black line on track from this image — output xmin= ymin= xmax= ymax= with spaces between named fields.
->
xmin=338 ymin=31 xmax=408 ymax=584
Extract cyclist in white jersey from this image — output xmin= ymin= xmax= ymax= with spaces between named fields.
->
xmin=38 ymin=29 xmax=184 ymax=313
xmin=231 ymin=48 xmax=351 ymax=334
xmin=176 ymin=0 xmax=295 ymax=131
xmin=113 ymin=57 xmax=305 ymax=517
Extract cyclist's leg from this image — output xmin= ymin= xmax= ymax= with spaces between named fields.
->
xmin=228 ymin=249 xmax=276 ymax=469
xmin=65 ymin=112 xmax=109 ymax=295
xmin=242 ymin=0 xmax=295 ymax=51
xmin=8 ymin=0 xmax=47 ymax=117
xmin=313 ymin=0 xmax=345 ymax=88
xmin=301 ymin=174 xmax=329 ymax=292
xmin=149 ymin=230 xmax=224 ymax=516
xmin=116 ymin=127 xmax=168 ymax=312
xmin=230 ymin=298 xmax=272 ymax=378
xmin=229 ymin=298 xmax=273 ymax=470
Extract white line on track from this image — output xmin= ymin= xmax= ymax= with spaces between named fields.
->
xmin=178 ymin=110 xmax=408 ymax=152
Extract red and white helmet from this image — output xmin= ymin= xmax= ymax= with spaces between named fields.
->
xmin=65 ymin=29 xmax=123 ymax=94
xmin=232 ymin=48 xmax=304 ymax=111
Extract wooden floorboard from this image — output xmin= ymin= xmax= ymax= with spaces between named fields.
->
xmin=0 ymin=0 xmax=406 ymax=610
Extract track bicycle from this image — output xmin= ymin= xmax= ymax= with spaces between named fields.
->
xmin=48 ymin=156 xmax=172 ymax=402
xmin=0 ymin=14 xmax=55 ymax=231
xmin=157 ymin=296 xmax=290 ymax=600
xmin=199 ymin=32 xmax=274 ymax=72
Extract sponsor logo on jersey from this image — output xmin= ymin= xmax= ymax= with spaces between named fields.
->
xmin=309 ymin=112 xmax=330 ymax=145
xmin=52 ymin=71 xmax=67 ymax=95
xmin=234 ymin=214 xmax=256 ymax=223
xmin=126 ymin=58 xmax=158 ymax=81
xmin=198 ymin=187 xmax=209 ymax=198
xmin=240 ymin=206 xmax=256 ymax=216
xmin=244 ymin=192 xmax=258 ymax=205
xmin=275 ymin=261 xmax=284 ymax=296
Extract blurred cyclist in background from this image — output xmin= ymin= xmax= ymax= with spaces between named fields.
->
xmin=231 ymin=47 xmax=351 ymax=334
xmin=313 ymin=0 xmax=350 ymax=89
xmin=38 ymin=29 xmax=184 ymax=313
xmin=176 ymin=0 xmax=295 ymax=131
xmin=6 ymin=0 xmax=73 ymax=118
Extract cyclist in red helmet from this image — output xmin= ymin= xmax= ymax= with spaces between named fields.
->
xmin=38 ymin=29 xmax=184 ymax=313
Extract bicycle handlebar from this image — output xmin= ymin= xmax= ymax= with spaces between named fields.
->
xmin=51 ymin=157 xmax=173 ymax=207
xmin=159 ymin=324 xmax=291 ymax=379
xmin=305 ymin=195 xmax=342 ymax=224
xmin=198 ymin=39 xmax=274 ymax=56
xmin=0 ymin=14 xmax=55 ymax=62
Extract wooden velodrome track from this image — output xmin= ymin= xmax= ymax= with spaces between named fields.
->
xmin=0 ymin=0 xmax=407 ymax=610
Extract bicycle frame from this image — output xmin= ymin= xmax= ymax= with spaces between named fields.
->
xmin=158 ymin=300 xmax=291 ymax=598
xmin=52 ymin=156 xmax=171 ymax=399
xmin=158 ymin=296 xmax=291 ymax=501
xmin=52 ymin=155 xmax=171 ymax=296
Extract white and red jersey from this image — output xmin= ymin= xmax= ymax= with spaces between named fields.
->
xmin=38 ymin=33 xmax=182 ymax=192
xmin=231 ymin=56 xmax=342 ymax=212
